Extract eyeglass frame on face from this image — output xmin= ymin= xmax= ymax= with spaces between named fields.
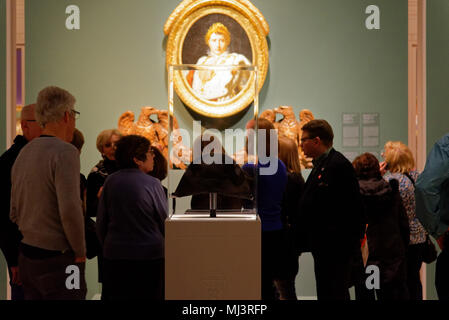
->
xmin=147 ymin=149 xmax=155 ymax=157
xmin=300 ymin=135 xmax=316 ymax=144
xmin=69 ymin=109 xmax=80 ymax=119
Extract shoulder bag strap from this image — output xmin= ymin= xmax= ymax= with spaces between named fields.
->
xmin=403 ymin=172 xmax=415 ymax=187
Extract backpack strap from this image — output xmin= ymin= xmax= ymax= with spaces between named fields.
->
xmin=403 ymin=172 xmax=415 ymax=187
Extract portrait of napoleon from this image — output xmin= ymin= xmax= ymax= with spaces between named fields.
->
xmin=182 ymin=14 xmax=253 ymax=103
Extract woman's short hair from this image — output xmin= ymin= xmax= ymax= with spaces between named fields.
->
xmin=278 ymin=136 xmax=301 ymax=173
xmin=71 ymin=128 xmax=85 ymax=152
xmin=205 ymin=23 xmax=231 ymax=48
xmin=149 ymin=146 xmax=167 ymax=181
xmin=35 ymin=86 xmax=76 ymax=127
xmin=114 ymin=135 xmax=150 ymax=169
xmin=302 ymin=119 xmax=334 ymax=147
xmin=352 ymin=153 xmax=381 ymax=180
xmin=384 ymin=141 xmax=415 ymax=174
xmin=96 ymin=129 xmax=122 ymax=154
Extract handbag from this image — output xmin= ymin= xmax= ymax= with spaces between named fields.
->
xmin=422 ymin=235 xmax=438 ymax=264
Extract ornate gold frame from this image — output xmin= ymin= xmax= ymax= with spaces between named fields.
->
xmin=164 ymin=0 xmax=269 ymax=118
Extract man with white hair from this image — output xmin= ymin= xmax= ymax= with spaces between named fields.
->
xmin=0 ymin=104 xmax=43 ymax=300
xmin=10 ymin=86 xmax=86 ymax=300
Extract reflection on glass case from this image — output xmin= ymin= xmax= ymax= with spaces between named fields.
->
xmin=167 ymin=64 xmax=259 ymax=219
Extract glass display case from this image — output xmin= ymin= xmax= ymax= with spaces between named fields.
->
xmin=167 ymin=64 xmax=260 ymax=220
xmin=165 ymin=64 xmax=261 ymax=299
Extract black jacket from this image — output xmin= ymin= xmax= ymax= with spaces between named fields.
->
xmin=0 ymin=135 xmax=27 ymax=267
xmin=359 ymin=178 xmax=410 ymax=264
xmin=296 ymin=148 xmax=365 ymax=253
xmin=86 ymin=158 xmax=119 ymax=217
xmin=282 ymin=172 xmax=305 ymax=228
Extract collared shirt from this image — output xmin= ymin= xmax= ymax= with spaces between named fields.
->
xmin=415 ymin=133 xmax=449 ymax=238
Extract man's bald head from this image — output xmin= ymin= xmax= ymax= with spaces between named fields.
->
xmin=21 ymin=104 xmax=36 ymax=120
xmin=21 ymin=104 xmax=43 ymax=141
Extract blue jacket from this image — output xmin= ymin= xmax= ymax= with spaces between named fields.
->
xmin=97 ymin=168 xmax=168 ymax=260
xmin=242 ymin=158 xmax=287 ymax=231
xmin=415 ymin=133 xmax=449 ymax=238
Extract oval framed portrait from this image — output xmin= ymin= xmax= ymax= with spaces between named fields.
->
xmin=165 ymin=0 xmax=269 ymax=118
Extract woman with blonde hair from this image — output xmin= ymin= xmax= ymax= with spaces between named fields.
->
xmin=86 ymin=128 xmax=122 ymax=300
xmin=382 ymin=141 xmax=428 ymax=300
xmin=87 ymin=129 xmax=122 ymax=217
xmin=278 ymin=136 xmax=303 ymax=174
xmin=275 ymin=136 xmax=305 ymax=300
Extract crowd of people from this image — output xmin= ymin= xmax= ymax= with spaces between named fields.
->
xmin=0 ymin=85 xmax=448 ymax=301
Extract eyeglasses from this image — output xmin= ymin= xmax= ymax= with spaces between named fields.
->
xmin=300 ymin=136 xmax=316 ymax=143
xmin=70 ymin=109 xmax=80 ymax=119
xmin=24 ymin=119 xmax=37 ymax=122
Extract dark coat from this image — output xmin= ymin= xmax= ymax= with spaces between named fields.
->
xmin=0 ymin=135 xmax=27 ymax=267
xmin=86 ymin=158 xmax=119 ymax=217
xmin=278 ymin=171 xmax=305 ymax=278
xmin=359 ymin=178 xmax=410 ymax=265
xmin=282 ymin=172 xmax=305 ymax=228
xmin=296 ymin=148 xmax=365 ymax=254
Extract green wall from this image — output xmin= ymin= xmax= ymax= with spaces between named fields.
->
xmin=425 ymin=0 xmax=449 ymax=301
xmin=0 ymin=0 xmax=7 ymax=301
xmin=26 ymin=0 xmax=407 ymax=299
xmin=427 ymin=0 xmax=449 ymax=150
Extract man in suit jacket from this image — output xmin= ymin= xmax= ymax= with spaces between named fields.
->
xmin=296 ymin=119 xmax=364 ymax=300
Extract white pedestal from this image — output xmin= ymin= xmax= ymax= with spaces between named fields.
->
xmin=165 ymin=214 xmax=261 ymax=300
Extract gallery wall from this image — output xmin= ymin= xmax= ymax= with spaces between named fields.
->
xmin=427 ymin=0 xmax=449 ymax=150
xmin=25 ymin=0 xmax=409 ymax=174
xmin=21 ymin=0 xmax=408 ymax=299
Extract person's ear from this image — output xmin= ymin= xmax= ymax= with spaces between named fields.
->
xmin=20 ymin=120 xmax=28 ymax=131
xmin=133 ymin=157 xmax=143 ymax=167
xmin=63 ymin=110 xmax=70 ymax=122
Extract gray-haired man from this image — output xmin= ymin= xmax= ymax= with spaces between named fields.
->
xmin=10 ymin=86 xmax=86 ymax=300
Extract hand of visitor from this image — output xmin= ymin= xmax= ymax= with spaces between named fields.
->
xmin=437 ymin=234 xmax=445 ymax=250
xmin=379 ymin=161 xmax=388 ymax=176
xmin=97 ymin=186 xmax=103 ymax=199
xmin=75 ymin=256 xmax=86 ymax=263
